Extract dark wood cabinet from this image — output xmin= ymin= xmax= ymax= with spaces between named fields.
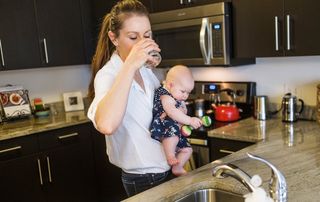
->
xmin=38 ymin=124 xmax=98 ymax=202
xmin=0 ymin=135 xmax=46 ymax=201
xmin=0 ymin=123 xmax=98 ymax=202
xmin=209 ymin=137 xmax=253 ymax=161
xmin=34 ymin=0 xmax=86 ymax=67
xmin=152 ymin=0 xmax=221 ymax=13
xmin=233 ymin=0 xmax=320 ymax=58
xmin=0 ymin=0 xmax=42 ymax=70
xmin=0 ymin=0 xmax=89 ymax=70
xmin=284 ymin=0 xmax=320 ymax=56
xmin=90 ymin=124 xmax=127 ymax=202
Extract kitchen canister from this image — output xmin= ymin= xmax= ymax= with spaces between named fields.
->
xmin=194 ymin=98 xmax=205 ymax=118
xmin=254 ymin=95 xmax=268 ymax=120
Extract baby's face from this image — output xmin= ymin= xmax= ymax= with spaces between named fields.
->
xmin=170 ymin=80 xmax=194 ymax=101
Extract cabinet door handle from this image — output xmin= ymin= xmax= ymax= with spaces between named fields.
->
xmin=219 ymin=149 xmax=235 ymax=154
xmin=58 ymin=132 xmax=79 ymax=140
xmin=46 ymin=156 xmax=53 ymax=183
xmin=0 ymin=146 xmax=22 ymax=154
xmin=274 ymin=16 xmax=279 ymax=51
xmin=37 ymin=159 xmax=44 ymax=186
xmin=286 ymin=15 xmax=291 ymax=50
xmin=43 ymin=38 xmax=49 ymax=63
xmin=0 ymin=39 xmax=5 ymax=67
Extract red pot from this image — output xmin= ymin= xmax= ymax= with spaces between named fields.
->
xmin=212 ymin=104 xmax=240 ymax=122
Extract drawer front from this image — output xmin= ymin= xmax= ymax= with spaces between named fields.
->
xmin=210 ymin=138 xmax=254 ymax=161
xmin=38 ymin=123 xmax=91 ymax=151
xmin=0 ymin=135 xmax=38 ymax=161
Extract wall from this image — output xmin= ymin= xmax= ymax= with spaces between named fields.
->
xmin=189 ymin=56 xmax=320 ymax=106
xmin=154 ymin=55 xmax=320 ymax=106
xmin=0 ymin=65 xmax=91 ymax=104
xmin=0 ymin=56 xmax=319 ymax=106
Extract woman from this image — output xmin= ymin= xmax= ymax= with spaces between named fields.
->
xmin=87 ymin=0 xmax=172 ymax=197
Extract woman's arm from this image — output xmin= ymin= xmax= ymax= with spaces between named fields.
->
xmin=161 ymin=95 xmax=202 ymax=129
xmin=95 ymin=39 xmax=159 ymax=135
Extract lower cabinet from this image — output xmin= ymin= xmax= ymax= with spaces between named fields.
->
xmin=209 ymin=137 xmax=254 ymax=161
xmin=0 ymin=123 xmax=98 ymax=202
xmin=39 ymin=124 xmax=98 ymax=202
xmin=0 ymin=154 xmax=47 ymax=201
xmin=90 ymin=124 xmax=127 ymax=201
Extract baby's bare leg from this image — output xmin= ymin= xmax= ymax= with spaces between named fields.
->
xmin=172 ymin=147 xmax=193 ymax=176
xmin=162 ymin=136 xmax=179 ymax=166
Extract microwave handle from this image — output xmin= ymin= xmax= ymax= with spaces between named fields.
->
xmin=200 ymin=18 xmax=211 ymax=65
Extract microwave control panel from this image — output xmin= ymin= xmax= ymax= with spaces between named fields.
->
xmin=212 ymin=23 xmax=223 ymax=57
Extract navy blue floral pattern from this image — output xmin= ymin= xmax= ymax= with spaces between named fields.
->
xmin=150 ymin=86 xmax=191 ymax=148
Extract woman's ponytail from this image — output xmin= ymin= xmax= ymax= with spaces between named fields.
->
xmin=88 ymin=13 xmax=115 ymax=100
xmin=88 ymin=0 xmax=149 ymax=100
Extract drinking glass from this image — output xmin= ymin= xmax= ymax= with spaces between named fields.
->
xmin=145 ymin=50 xmax=162 ymax=69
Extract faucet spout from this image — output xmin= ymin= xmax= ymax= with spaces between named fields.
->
xmin=247 ymin=153 xmax=287 ymax=202
xmin=212 ymin=163 xmax=257 ymax=193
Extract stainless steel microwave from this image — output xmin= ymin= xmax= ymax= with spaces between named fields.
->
xmin=150 ymin=2 xmax=255 ymax=67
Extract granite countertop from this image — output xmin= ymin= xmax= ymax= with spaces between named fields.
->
xmin=0 ymin=108 xmax=90 ymax=141
xmin=124 ymin=118 xmax=320 ymax=202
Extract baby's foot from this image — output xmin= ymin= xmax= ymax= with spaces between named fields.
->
xmin=172 ymin=165 xmax=187 ymax=176
xmin=167 ymin=156 xmax=179 ymax=166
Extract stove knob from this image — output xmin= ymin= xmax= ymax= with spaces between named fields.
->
xmin=236 ymin=89 xmax=244 ymax=96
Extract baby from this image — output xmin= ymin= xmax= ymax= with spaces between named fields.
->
xmin=150 ymin=65 xmax=202 ymax=176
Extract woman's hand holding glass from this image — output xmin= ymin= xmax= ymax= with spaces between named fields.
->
xmin=124 ymin=39 xmax=161 ymax=71
xmin=145 ymin=50 xmax=162 ymax=69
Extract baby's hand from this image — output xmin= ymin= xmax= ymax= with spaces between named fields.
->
xmin=189 ymin=117 xmax=202 ymax=129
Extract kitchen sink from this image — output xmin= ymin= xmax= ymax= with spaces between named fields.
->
xmin=175 ymin=188 xmax=244 ymax=202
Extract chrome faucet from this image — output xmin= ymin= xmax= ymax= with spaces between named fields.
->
xmin=212 ymin=163 xmax=259 ymax=193
xmin=212 ymin=153 xmax=287 ymax=202
xmin=247 ymin=153 xmax=287 ymax=202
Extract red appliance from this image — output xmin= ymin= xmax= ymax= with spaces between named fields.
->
xmin=212 ymin=103 xmax=240 ymax=122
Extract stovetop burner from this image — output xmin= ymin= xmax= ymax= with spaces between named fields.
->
xmin=186 ymin=81 xmax=256 ymax=141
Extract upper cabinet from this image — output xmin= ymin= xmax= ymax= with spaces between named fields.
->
xmin=0 ymin=0 xmax=42 ymax=70
xmin=233 ymin=0 xmax=320 ymax=58
xmin=284 ymin=0 xmax=320 ymax=56
xmin=34 ymin=0 xmax=86 ymax=67
xmin=0 ymin=0 xmax=90 ymax=70
xmin=152 ymin=0 xmax=221 ymax=12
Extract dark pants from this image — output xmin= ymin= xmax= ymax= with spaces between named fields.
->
xmin=121 ymin=170 xmax=174 ymax=197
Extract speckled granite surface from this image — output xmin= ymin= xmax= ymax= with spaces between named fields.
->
xmin=124 ymin=118 xmax=320 ymax=202
xmin=207 ymin=117 xmax=272 ymax=142
xmin=0 ymin=106 xmax=90 ymax=141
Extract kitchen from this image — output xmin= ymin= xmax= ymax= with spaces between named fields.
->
xmin=0 ymin=0 xmax=320 ymax=201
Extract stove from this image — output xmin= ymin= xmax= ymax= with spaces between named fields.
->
xmin=185 ymin=81 xmax=256 ymax=169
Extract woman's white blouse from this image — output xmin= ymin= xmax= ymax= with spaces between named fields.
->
xmin=87 ymin=53 xmax=170 ymax=174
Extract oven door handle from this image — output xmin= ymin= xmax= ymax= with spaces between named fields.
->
xmin=187 ymin=138 xmax=208 ymax=146
xmin=200 ymin=17 xmax=211 ymax=65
